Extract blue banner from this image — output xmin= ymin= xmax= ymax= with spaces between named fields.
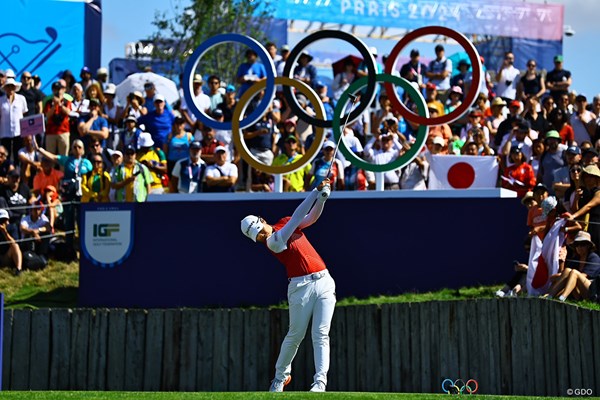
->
xmin=0 ymin=0 xmax=92 ymax=91
xmin=273 ymin=0 xmax=563 ymax=41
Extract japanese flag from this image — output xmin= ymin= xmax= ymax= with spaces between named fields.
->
xmin=428 ymin=155 xmax=499 ymax=189
xmin=527 ymin=219 xmax=565 ymax=296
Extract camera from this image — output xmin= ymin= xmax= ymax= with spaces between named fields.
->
xmin=505 ymin=80 xmax=513 ymax=86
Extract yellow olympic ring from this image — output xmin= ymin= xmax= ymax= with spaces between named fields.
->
xmin=232 ymin=77 xmax=325 ymax=175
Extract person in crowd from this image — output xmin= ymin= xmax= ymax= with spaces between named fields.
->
xmin=60 ymin=70 xmax=76 ymax=92
xmin=496 ymin=259 xmax=529 ymax=298
xmin=530 ymin=138 xmax=545 ymax=176
xmin=36 ymin=139 xmax=91 ymax=253
xmin=563 ymin=163 xmax=584 ymax=213
xmin=460 ymin=110 xmax=490 ymax=144
xmin=293 ymin=51 xmax=318 ymax=89
xmin=77 ymin=98 xmax=109 ymax=149
xmin=121 ymin=91 xmax=146 ymax=120
xmin=496 ymin=51 xmax=522 ymax=102
xmin=119 ymin=115 xmax=142 ymax=152
xmin=275 ymin=44 xmax=290 ymax=89
xmin=565 ymin=164 xmax=600 ymax=256
xmin=501 ymin=146 xmax=536 ymax=197
xmin=425 ymin=44 xmax=452 ymax=99
xmin=582 ymin=147 xmax=599 ymax=167
xmin=424 ymin=83 xmax=445 ymax=116
xmin=463 ymin=127 xmax=494 ymax=156
xmin=204 ymin=146 xmax=238 ymax=192
xmin=495 ymin=100 xmax=522 ymax=149
xmin=136 ymin=132 xmax=167 ymax=194
xmin=0 ymin=208 xmax=22 ymax=275
xmin=364 ymin=133 xmax=406 ymax=190
xmin=206 ymin=75 xmax=224 ymax=112
xmin=537 ymin=130 xmax=565 ymax=194
xmin=548 ymin=107 xmax=574 ymax=146
xmin=216 ymin=84 xmax=237 ymax=122
xmin=107 ymin=149 xmax=122 ymax=201
xmin=272 ymin=135 xmax=310 ymax=192
xmin=450 ymin=60 xmax=471 ymax=94
xmin=20 ymin=199 xmax=51 ymax=262
xmin=101 ymin=83 xmax=121 ymax=148
xmin=143 ymin=82 xmax=167 ymax=114
xmin=85 ymin=83 xmax=105 ymax=106
xmin=18 ymin=71 xmax=44 ymax=116
xmin=180 ymin=74 xmax=210 ymax=133
xmin=138 ymin=94 xmax=175 ymax=148
xmin=305 ymin=140 xmax=345 ymax=191
xmin=527 ymin=183 xmax=550 ymax=240
xmin=445 ymin=86 xmax=463 ymax=115
xmin=522 ymin=95 xmax=548 ymax=136
xmin=0 ymin=168 xmax=34 ymax=237
xmin=553 ymin=146 xmax=582 ymax=200
xmin=17 ymin=136 xmax=40 ymax=188
xmin=371 ymin=94 xmax=396 ymax=135
xmin=32 ymin=157 xmax=63 ymax=196
xmin=0 ymin=144 xmax=15 ymax=185
xmin=164 ymin=116 xmax=193 ymax=175
xmin=570 ymin=95 xmax=596 ymax=145
xmin=200 ymin=125 xmax=224 ymax=166
xmin=423 ymin=107 xmax=451 ymax=154
xmin=486 ymin=97 xmax=505 ymax=141
xmin=43 ymin=81 xmax=72 ymax=155
xmin=545 ymin=55 xmax=572 ymax=103
xmin=243 ymin=109 xmax=275 ymax=190
xmin=332 ymin=58 xmax=357 ymax=102
xmin=96 ymin=67 xmax=110 ymax=91
xmin=170 ymin=140 xmax=206 ymax=194
xmin=399 ymin=49 xmax=426 ymax=91
xmin=81 ymin=153 xmax=111 ymax=203
xmin=71 ymin=82 xmax=89 ymax=119
xmin=79 ymin=66 xmax=97 ymax=91
xmin=516 ymin=59 xmax=546 ymax=102
xmin=0 ymin=77 xmax=28 ymax=161
xmin=236 ymin=49 xmax=267 ymax=97
xmin=111 ymin=144 xmax=152 ymax=202
xmin=546 ymin=231 xmax=600 ymax=301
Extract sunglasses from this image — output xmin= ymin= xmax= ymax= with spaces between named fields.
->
xmin=93 ymin=143 xmax=102 ymax=147
xmin=527 ymin=64 xmax=536 ymax=67
xmin=209 ymin=81 xmax=219 ymax=85
xmin=125 ymin=151 xmax=135 ymax=156
xmin=0 ymin=152 xmax=7 ymax=157
xmin=571 ymin=168 xmax=582 ymax=173
xmin=93 ymin=160 xmax=103 ymax=164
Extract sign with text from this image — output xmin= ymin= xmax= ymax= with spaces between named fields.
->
xmin=273 ymin=0 xmax=564 ymax=40
xmin=19 ymin=114 xmax=45 ymax=137
xmin=81 ymin=205 xmax=134 ymax=268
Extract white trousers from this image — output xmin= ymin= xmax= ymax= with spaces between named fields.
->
xmin=274 ymin=270 xmax=336 ymax=385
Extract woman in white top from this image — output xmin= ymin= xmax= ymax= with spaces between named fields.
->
xmin=0 ymin=77 xmax=28 ymax=161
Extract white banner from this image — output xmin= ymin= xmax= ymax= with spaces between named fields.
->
xmin=428 ymin=155 xmax=498 ymax=189
xmin=82 ymin=209 xmax=133 ymax=267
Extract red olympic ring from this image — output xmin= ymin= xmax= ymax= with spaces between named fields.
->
xmin=384 ymin=26 xmax=481 ymax=126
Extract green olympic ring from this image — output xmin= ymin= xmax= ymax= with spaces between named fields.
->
xmin=332 ymin=74 xmax=429 ymax=173
xmin=232 ymin=76 xmax=325 ymax=175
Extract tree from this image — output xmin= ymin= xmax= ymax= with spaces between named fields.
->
xmin=150 ymin=0 xmax=275 ymax=85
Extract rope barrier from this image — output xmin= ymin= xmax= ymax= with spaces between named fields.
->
xmin=0 ymin=230 xmax=76 ymax=246
xmin=0 ymin=200 xmax=80 ymax=212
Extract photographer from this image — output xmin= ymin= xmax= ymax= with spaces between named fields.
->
xmin=120 ymin=91 xmax=147 ymax=120
xmin=495 ymin=51 xmax=520 ymax=102
xmin=35 ymin=139 xmax=92 ymax=257
xmin=43 ymin=81 xmax=72 ymax=156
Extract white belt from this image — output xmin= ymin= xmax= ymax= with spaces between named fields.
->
xmin=288 ymin=269 xmax=328 ymax=283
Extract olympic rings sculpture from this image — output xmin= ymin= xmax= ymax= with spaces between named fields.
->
xmin=441 ymin=378 xmax=479 ymax=395
xmin=182 ymin=27 xmax=482 ymax=175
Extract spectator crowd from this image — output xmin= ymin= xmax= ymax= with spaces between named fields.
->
xmin=2 ymin=41 xmax=600 ymax=295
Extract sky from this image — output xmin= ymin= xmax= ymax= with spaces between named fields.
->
xmin=101 ymin=0 xmax=600 ymax=98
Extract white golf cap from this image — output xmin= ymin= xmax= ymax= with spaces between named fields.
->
xmin=241 ymin=215 xmax=264 ymax=242
xmin=215 ymin=145 xmax=227 ymax=153
xmin=0 ymin=209 xmax=8 ymax=220
xmin=138 ymin=132 xmax=155 ymax=148
xmin=107 ymin=148 xmax=123 ymax=158
xmin=369 ymin=46 xmax=378 ymax=55
xmin=104 ymin=83 xmax=116 ymax=95
xmin=432 ymin=136 xmax=445 ymax=146
xmin=97 ymin=67 xmax=108 ymax=75
xmin=322 ymin=140 xmax=336 ymax=149
xmin=154 ymin=94 xmax=166 ymax=102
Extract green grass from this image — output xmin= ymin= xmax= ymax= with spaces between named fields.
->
xmin=0 ymin=392 xmax=572 ymax=399
xmin=1 ymin=260 xmax=600 ymax=312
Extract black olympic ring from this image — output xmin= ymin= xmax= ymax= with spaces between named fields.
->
xmin=282 ymin=29 xmax=378 ymax=129
xmin=441 ymin=378 xmax=479 ymax=394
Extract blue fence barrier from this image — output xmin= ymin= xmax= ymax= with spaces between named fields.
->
xmin=79 ymin=190 xmax=527 ymax=308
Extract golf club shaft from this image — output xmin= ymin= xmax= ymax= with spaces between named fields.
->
xmin=325 ymin=94 xmax=358 ymax=180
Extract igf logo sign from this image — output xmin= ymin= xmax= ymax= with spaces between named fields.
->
xmin=93 ymin=224 xmax=120 ymax=237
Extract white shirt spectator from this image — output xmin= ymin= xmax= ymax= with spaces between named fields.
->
xmin=428 ymin=57 xmax=452 ymax=91
xmin=205 ymin=161 xmax=238 ymax=180
xmin=570 ymin=110 xmax=595 ymax=145
xmin=495 ymin=65 xmax=520 ymax=100
xmin=0 ymin=93 xmax=28 ymax=138
xmin=181 ymin=92 xmax=211 ymax=124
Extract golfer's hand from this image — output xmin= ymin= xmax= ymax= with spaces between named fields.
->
xmin=317 ymin=178 xmax=331 ymax=192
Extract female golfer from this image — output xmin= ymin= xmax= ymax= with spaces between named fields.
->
xmin=241 ymin=179 xmax=335 ymax=393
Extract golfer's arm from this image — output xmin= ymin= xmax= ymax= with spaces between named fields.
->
xmin=299 ymin=195 xmax=326 ymax=229
xmin=278 ymin=189 xmax=319 ymax=242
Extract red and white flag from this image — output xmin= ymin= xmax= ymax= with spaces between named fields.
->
xmin=428 ymin=155 xmax=498 ymax=189
xmin=527 ymin=219 xmax=565 ymax=296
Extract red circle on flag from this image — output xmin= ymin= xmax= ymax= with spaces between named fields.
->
xmin=447 ymin=162 xmax=475 ymax=188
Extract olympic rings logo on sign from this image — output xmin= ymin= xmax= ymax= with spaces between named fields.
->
xmin=441 ymin=378 xmax=479 ymax=395
xmin=182 ymin=27 xmax=482 ymax=176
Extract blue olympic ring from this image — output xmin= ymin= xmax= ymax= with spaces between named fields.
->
xmin=441 ymin=378 xmax=478 ymax=394
xmin=182 ymin=33 xmax=276 ymax=131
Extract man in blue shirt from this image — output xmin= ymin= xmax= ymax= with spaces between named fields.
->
xmin=137 ymin=94 xmax=175 ymax=148
xmin=236 ymin=49 xmax=267 ymax=97
xmin=78 ymin=98 xmax=109 ymax=149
